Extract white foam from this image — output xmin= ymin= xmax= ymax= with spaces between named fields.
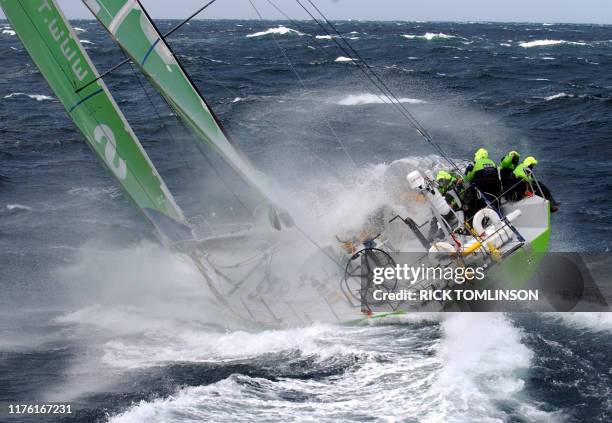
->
xmin=4 ymin=92 xmax=54 ymax=101
xmin=2 ymin=29 xmax=16 ymax=36
xmin=80 ymin=39 xmax=94 ymax=45
xmin=500 ymin=43 xmax=512 ymax=47
xmin=544 ymin=92 xmax=573 ymax=101
xmin=548 ymin=312 xmax=612 ymax=332
xmin=107 ymin=314 xmax=554 ymax=423
xmin=6 ymin=204 xmax=32 ymax=211
xmin=519 ymin=39 xmax=588 ymax=48
xmin=231 ymin=97 xmax=243 ymax=103
xmin=334 ymin=56 xmax=356 ymax=62
xmin=99 ymin=323 xmax=350 ymax=369
xmin=246 ymin=26 xmax=303 ymax=38
xmin=106 ymin=324 xmax=436 ymax=422
xmin=428 ymin=314 xmax=550 ymax=421
xmin=74 ymin=27 xmax=87 ymax=32
xmin=402 ymin=32 xmax=455 ymax=41
xmin=315 ymin=35 xmax=333 ymax=40
xmin=337 ymin=93 xmax=426 ymax=106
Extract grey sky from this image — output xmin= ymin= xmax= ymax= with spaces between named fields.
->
xmin=1 ymin=0 xmax=612 ymax=24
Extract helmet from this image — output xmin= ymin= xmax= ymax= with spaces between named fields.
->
xmin=436 ymin=170 xmax=453 ymax=181
xmin=524 ymin=156 xmax=538 ymax=167
xmin=474 ymin=148 xmax=488 ymax=161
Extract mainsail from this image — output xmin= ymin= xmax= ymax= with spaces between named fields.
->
xmin=82 ymin=0 xmax=286 ymax=213
xmin=0 ymin=0 xmax=193 ymax=244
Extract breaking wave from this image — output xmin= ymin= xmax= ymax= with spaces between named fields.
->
xmin=547 ymin=313 xmax=612 ymax=333
xmin=337 ymin=93 xmax=426 ymax=106
xmin=6 ymin=204 xmax=32 ymax=211
xmin=246 ymin=26 xmax=303 ymax=38
xmin=334 ymin=56 xmax=357 ymax=62
xmin=544 ymin=92 xmax=573 ymax=101
xmin=105 ymin=314 xmax=553 ymax=422
xmin=4 ymin=92 xmax=54 ymax=101
xmin=431 ymin=314 xmax=556 ymax=421
xmin=402 ymin=32 xmax=456 ymax=41
xmin=519 ymin=39 xmax=588 ymax=48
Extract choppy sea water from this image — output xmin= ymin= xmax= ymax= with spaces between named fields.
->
xmin=0 ymin=19 xmax=611 ymax=422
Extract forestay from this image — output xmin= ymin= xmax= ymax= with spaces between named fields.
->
xmin=82 ymin=0 xmax=287 ymax=213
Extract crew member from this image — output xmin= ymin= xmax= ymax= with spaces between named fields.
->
xmin=513 ymin=156 xmax=560 ymax=212
xmin=436 ymin=170 xmax=464 ymax=211
xmin=499 ymin=150 xmax=520 ymax=199
xmin=463 ymin=148 xmax=502 ymax=217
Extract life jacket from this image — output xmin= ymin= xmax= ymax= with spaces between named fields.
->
xmin=499 ymin=151 xmax=520 ymax=171
xmin=465 ymin=158 xmax=497 ymax=182
xmin=513 ymin=163 xmax=534 ymax=182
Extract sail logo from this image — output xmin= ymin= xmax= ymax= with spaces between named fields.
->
xmin=93 ymin=125 xmax=127 ymax=180
xmin=38 ymin=0 xmax=88 ymax=81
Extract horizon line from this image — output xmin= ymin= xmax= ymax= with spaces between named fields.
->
xmin=1 ymin=17 xmax=611 ymax=26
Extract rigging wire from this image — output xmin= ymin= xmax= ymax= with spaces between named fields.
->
xmin=264 ymin=0 xmax=440 ymax=144
xmin=111 ymin=2 xmax=254 ymax=220
xmin=247 ymin=0 xmax=358 ymax=168
xmin=76 ymin=0 xmax=220 ymax=94
xmin=295 ymin=0 xmax=461 ymax=172
xmin=194 ymin=60 xmax=348 ymax=182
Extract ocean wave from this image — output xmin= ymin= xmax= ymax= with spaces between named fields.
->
xmin=80 ymin=39 xmax=94 ymax=45
xmin=2 ymin=29 xmax=16 ymax=36
xmin=519 ymin=39 xmax=588 ymax=48
xmin=315 ymin=35 xmax=334 ymax=40
xmin=67 ymin=186 xmax=121 ymax=199
xmin=246 ymin=26 xmax=303 ymax=38
xmin=549 ymin=312 xmax=612 ymax=332
xmin=74 ymin=27 xmax=87 ymax=32
xmin=431 ymin=314 xmax=554 ymax=421
xmin=338 ymin=93 xmax=426 ymax=106
xmin=544 ymin=92 xmax=573 ymax=101
xmin=334 ymin=56 xmax=356 ymax=63
xmin=4 ymin=92 xmax=54 ymax=101
xmin=6 ymin=203 xmax=32 ymax=211
xmin=402 ymin=32 xmax=456 ymax=41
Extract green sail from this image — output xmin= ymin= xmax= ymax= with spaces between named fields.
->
xmin=1 ymin=0 xmax=193 ymax=243
xmin=82 ymin=0 xmax=284 ymax=211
